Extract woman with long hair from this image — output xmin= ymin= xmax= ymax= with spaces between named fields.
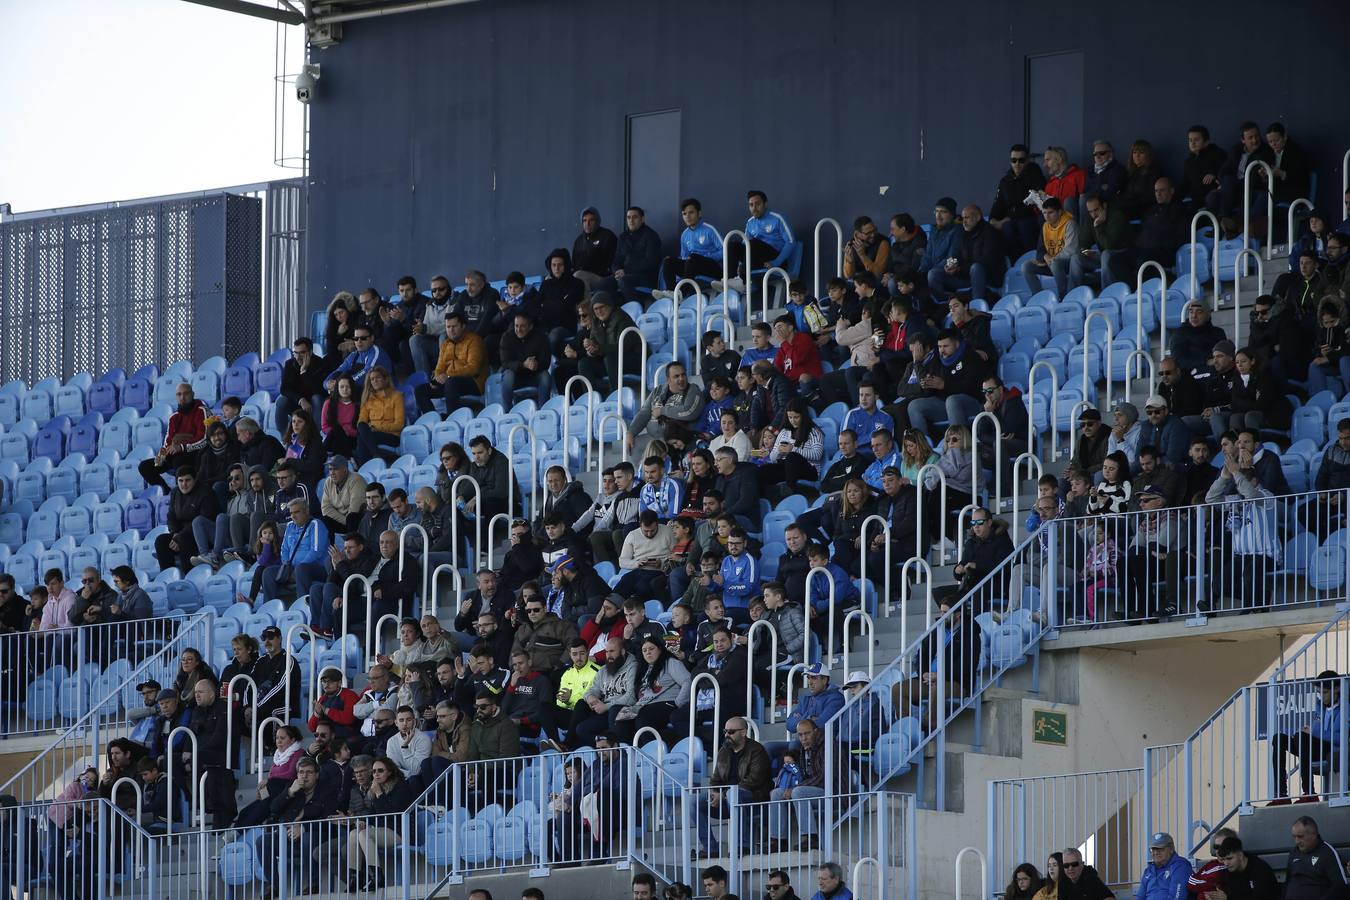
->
xmin=346 ymin=755 xmax=414 ymax=891
xmin=923 ymin=424 xmax=978 ymax=543
xmin=239 ymin=520 xmax=282 ymax=602
xmin=1088 ymin=451 xmax=1133 ymax=516
xmin=679 ymin=449 xmax=717 ymax=518
xmin=1033 ymin=853 xmax=1062 ymax=900
xmin=613 ymin=637 xmax=691 ymax=743
xmin=355 ymin=366 xmax=405 ymax=465
xmin=1006 ymin=862 xmax=1044 ymax=900
xmin=282 ymin=408 xmax=324 ymax=488
xmin=173 ymin=648 xmax=213 ymax=704
xmin=433 ymin=442 xmax=468 ymax=506
xmin=1119 ymin=139 xmax=1161 ymax=219
xmin=757 ymin=398 xmax=826 ymax=494
xmin=898 ymin=428 xmax=940 ymax=485
xmin=830 ymin=477 xmax=877 ymax=576
xmin=325 ymin=291 xmax=358 ymax=358
xmin=321 ymin=373 xmax=361 ymax=457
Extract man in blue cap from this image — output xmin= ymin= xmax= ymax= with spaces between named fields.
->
xmin=785 ymin=664 xmax=845 ymax=732
xmin=1138 ymin=832 xmax=1193 ymax=900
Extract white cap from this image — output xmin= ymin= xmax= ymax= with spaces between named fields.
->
xmin=843 ymin=670 xmax=870 ymax=687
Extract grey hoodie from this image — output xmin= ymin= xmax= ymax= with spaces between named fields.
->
xmin=627 ymin=384 xmax=705 ymax=437
xmin=584 ymin=653 xmax=639 ymax=709
xmin=228 ymin=465 xmax=277 ymax=517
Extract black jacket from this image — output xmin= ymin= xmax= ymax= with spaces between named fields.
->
xmin=1195 ymin=364 xmax=1238 ymax=413
xmin=990 ymin=164 xmax=1047 ymax=222
xmin=1159 ymin=369 xmax=1206 ymax=418
xmin=195 ymin=439 xmax=241 ymax=488
xmin=1283 ymin=836 xmax=1346 ymax=900
xmin=280 ymin=355 xmax=337 ymax=403
xmin=1058 ymin=865 xmax=1115 ymax=900
xmin=715 ymin=464 xmax=761 ymax=520
xmin=240 ymin=433 xmax=285 ymax=473
xmin=1085 ymin=160 xmax=1127 ymax=203
xmin=1221 ymin=854 xmax=1278 ymax=900
xmin=1181 ymin=144 xmax=1227 ymax=203
xmin=499 ymin=539 xmax=544 ymax=593
xmin=777 ymin=547 xmax=812 ymax=604
xmin=68 ymin=581 xmax=120 ymax=626
xmin=498 ymin=326 xmax=552 ymax=377
xmin=167 ymin=483 xmax=221 ymax=547
xmin=572 ymin=226 xmax=618 ymax=276
xmin=959 ymin=519 xmax=1015 ymax=596
xmin=612 ymin=224 xmax=662 ymax=282
xmin=915 ymin=607 xmax=979 ymax=693
xmin=875 ymin=485 xmax=919 ymax=558
xmin=957 ymin=221 xmax=1007 ymax=285
xmin=189 ymin=698 xmax=230 ymax=768
xmin=1229 ymin=369 xmax=1291 ymax=428
xmin=1136 ymin=200 xmax=1188 ymax=258
xmin=537 ymin=482 xmax=594 ymax=535
xmin=1168 ymin=322 xmax=1228 ymax=375
xmin=1254 ymin=138 xmax=1312 ymax=204
xmin=266 ymin=783 xmax=336 ymax=826
xmin=371 ymin=556 xmax=420 ymax=618
xmin=539 ymin=272 xmax=586 ymax=335
xmin=819 ymin=454 xmax=867 ymax=495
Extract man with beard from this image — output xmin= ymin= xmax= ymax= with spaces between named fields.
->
xmin=138 ymin=382 xmax=210 ymax=488
xmin=571 ymin=636 xmax=638 ymax=746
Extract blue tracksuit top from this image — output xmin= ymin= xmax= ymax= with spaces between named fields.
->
xmin=863 ymin=448 xmax=902 ymax=490
xmin=330 ymin=345 xmax=393 ymax=386
xmin=1137 ymin=853 xmax=1193 ymax=900
xmin=919 ymin=222 xmax=964 ymax=274
xmin=745 ymin=211 xmax=794 ymax=253
xmin=281 ymin=517 xmax=329 ymax=567
xmin=639 ymin=477 xmax=683 ymax=519
xmin=700 ymin=396 xmax=734 ymax=434
xmin=807 ymin=562 xmax=861 ymax=613
xmin=681 ymin=222 xmax=724 ymax=261
xmin=719 ymin=552 xmax=759 ymax=608
xmin=844 ymin=407 xmax=895 ymax=442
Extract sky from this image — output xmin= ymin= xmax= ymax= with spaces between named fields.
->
xmin=0 ymin=0 xmax=300 ymax=214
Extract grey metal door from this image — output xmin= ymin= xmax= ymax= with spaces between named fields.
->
xmin=626 ymin=110 xmax=681 ymax=256
xmin=1026 ymin=51 xmax=1085 ymax=161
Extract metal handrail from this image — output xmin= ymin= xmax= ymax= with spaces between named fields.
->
xmin=562 ymin=374 xmax=596 ymax=471
xmin=596 ymin=411 xmax=630 ymax=495
xmin=1126 ymin=349 xmax=1156 ymax=405
xmin=372 ymin=613 xmax=403 ymax=670
xmin=760 ymin=266 xmax=792 ymax=325
xmin=338 ymin=573 xmax=373 ymax=683
xmin=396 ymin=522 xmax=430 ymax=610
xmin=803 ymin=565 xmax=837 ymax=665
xmin=1067 ymin=398 xmax=1093 ymax=460
xmin=672 ymin=278 xmax=707 ymax=374
xmin=954 ymin=846 xmax=988 ymax=900
xmin=852 ymin=856 xmax=883 ymax=900
xmin=164 ymin=725 xmax=199 ymax=833
xmin=616 ymin=325 xmax=649 ymax=408
xmin=898 ymin=557 xmax=933 ymax=675
xmin=485 ymin=512 xmax=512 ymax=572
xmin=744 ymin=619 xmax=779 ymax=722
xmin=813 ymin=217 xmax=844 ymax=299
xmin=913 ymin=463 xmax=947 ymax=565
xmin=1083 ymin=311 xmax=1114 ymax=411
xmin=1243 ymin=159 xmax=1275 ymax=260
xmin=954 ymin=504 xmax=979 ymax=562
xmin=1026 ymin=361 xmax=1059 ymax=462
xmin=283 ymin=621 xmax=318 ymax=718
xmin=1286 ymin=197 xmax=1315 ymax=255
xmin=506 ymin=422 xmax=540 ymax=522
xmin=783 ymin=662 xmax=811 ymax=714
xmin=1230 ymin=250 xmax=1265 ymax=349
xmin=970 ymin=411 xmax=1002 ymax=515
xmin=448 ymin=473 xmax=483 ymax=571
xmin=719 ymin=229 xmax=752 ymax=322
xmin=225 ymin=672 xmax=260 ymax=771
xmin=1010 ymin=452 xmax=1044 ymax=537
xmin=842 ymin=609 xmax=874 ymax=679
xmin=429 ymin=563 xmax=464 ymax=624
xmin=858 ymin=514 xmax=891 ymax=618
xmin=1134 ymin=261 xmax=1166 ymax=355
xmin=1189 ymin=209 xmax=1221 ymax=309
xmin=687 ymin=672 xmax=721 ymax=786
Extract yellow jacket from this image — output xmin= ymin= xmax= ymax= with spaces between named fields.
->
xmin=359 ymin=389 xmax=405 ymax=435
xmin=435 ymin=332 xmax=488 ymax=391
xmin=1041 ymin=211 xmax=1076 ymax=259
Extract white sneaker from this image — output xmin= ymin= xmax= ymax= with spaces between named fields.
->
xmin=650 ymin=289 xmax=673 ymax=300
xmin=724 ymin=276 xmax=746 ymax=294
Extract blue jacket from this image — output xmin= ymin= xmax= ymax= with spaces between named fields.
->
xmin=918 ymin=223 xmax=964 ymax=274
xmin=681 ymin=222 xmax=723 ymax=261
xmin=811 ymin=888 xmax=854 ymax=900
xmin=1138 ymin=415 xmax=1192 ymax=466
xmin=786 ymin=685 xmax=846 ymax=732
xmin=1310 ymin=700 xmax=1344 ymax=748
xmin=863 ymin=448 xmax=902 ymax=491
xmin=844 ymin=407 xmax=895 ymax=444
xmin=745 ymin=211 xmax=794 ymax=253
xmin=699 ymin=396 xmax=734 ymax=435
xmin=837 ymin=692 xmax=890 ymax=746
xmin=739 ymin=346 xmax=777 ymax=366
xmin=807 ymin=562 xmax=861 ymax=614
xmin=281 ymin=517 xmax=330 ymax=567
xmin=639 ymin=477 xmax=683 ymax=519
xmin=718 ymin=552 xmax=760 ymax=609
xmin=329 ymin=345 xmax=393 ymax=386
xmin=1137 ymin=853 xmax=1192 ymax=900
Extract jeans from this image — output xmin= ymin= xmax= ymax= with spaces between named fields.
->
xmin=1069 ymin=250 xmax=1118 ymax=291
xmin=274 ymin=393 xmax=326 ymax=436
xmin=410 ymin=333 xmax=443 ymax=376
xmin=259 ymin=561 xmax=328 ymax=605
xmin=1306 ymin=358 xmax=1350 ymax=396
xmin=689 ymin=785 xmax=752 ymax=854
xmin=927 ymin=263 xmax=990 ymax=301
xmin=907 ymin=394 xmax=982 ymax=438
xmin=192 ymin=512 xmax=249 ymax=558
xmin=415 ymin=376 xmax=483 ymax=415
xmin=1020 ymin=257 xmax=1070 ymax=298
xmin=500 ymin=368 xmax=553 ymax=405
xmin=768 ymin=785 xmax=827 ymax=839
xmin=355 ymin=423 xmax=400 ymax=465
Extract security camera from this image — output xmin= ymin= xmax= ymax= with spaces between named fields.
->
xmin=295 ymin=64 xmax=320 ymax=104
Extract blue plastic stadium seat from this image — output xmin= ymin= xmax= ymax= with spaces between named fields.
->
xmin=33 ymin=416 xmax=71 ymax=463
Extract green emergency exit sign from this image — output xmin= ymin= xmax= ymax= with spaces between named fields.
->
xmin=1033 ymin=709 xmax=1068 ymax=746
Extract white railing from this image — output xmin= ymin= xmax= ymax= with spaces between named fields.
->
xmin=971 ymin=410 xmax=1002 ymax=514
xmin=843 ymin=609 xmax=875 ymax=678
xmin=616 ymin=325 xmax=649 ymax=409
xmin=760 ymin=265 xmax=791 ymax=324
xmin=673 ymin=278 xmax=707 ymax=372
xmin=562 ymin=373 xmax=596 ymax=471
xmin=859 ymin=513 xmax=893 ymax=617
xmin=506 ymin=422 xmax=540 ymax=522
xmin=814 ymin=217 xmax=844 ymax=299
xmin=720 ymin=229 xmax=753 ymax=321
xmin=1189 ymin=209 xmax=1221 ymax=309
xmin=1134 ymin=261 xmax=1166 ymax=352
xmin=745 ymin=619 xmax=780 ymax=720
xmin=804 ymin=565 xmax=838 ymax=665
xmin=1027 ymin=360 xmax=1059 ymax=462
xmin=396 ymin=521 xmax=430 ymax=610
xmin=1230 ymin=249 xmax=1264 ymax=349
xmin=954 ymin=846 xmax=988 ymax=900
xmin=1083 ymin=310 xmax=1114 ymax=411
xmin=1286 ymin=197 xmax=1314 ymax=255
xmin=448 ymin=472 xmax=483 ymax=572
xmin=1243 ymin=159 xmax=1275 ymax=260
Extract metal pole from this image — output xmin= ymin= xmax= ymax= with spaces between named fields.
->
xmin=616 ymin=325 xmax=649 ymax=411
xmin=1136 ymin=260 xmax=1167 ymax=354
xmin=1231 ymin=250 xmax=1265 ymax=350
xmin=448 ymin=474 xmax=483 ymax=571
xmin=1242 ymin=159 xmax=1275 ymax=260
xmin=842 ymin=610 xmax=874 ymax=678
xmin=744 ymin=620 xmax=779 ymax=720
xmin=1286 ymin=198 xmax=1314 ymax=254
xmin=561 ymin=375 xmax=596 ymax=471
xmin=857 ymin=514 xmax=891 ymax=617
xmin=1188 ymin=209 xmax=1221 ymax=309
xmin=396 ymin=523 xmax=430 ymax=609
xmin=1083 ymin=311 xmax=1114 ymax=410
xmin=760 ymin=266 xmax=792 ymax=325
xmin=720 ymin=229 xmax=752 ymax=322
xmin=970 ymin=411 xmax=1003 ymax=514
xmin=813 ymin=218 xmax=843 ymax=300
xmin=913 ymin=464 xmax=948 ymax=563
xmin=1026 ymin=361 xmax=1060 ymax=462
xmin=803 ymin=566 xmax=837 ymax=665
xmin=672 ymin=278 xmax=705 ymax=373
xmin=686 ymin=673 xmax=721 ymax=786
xmin=505 ymin=423 xmax=539 ymax=523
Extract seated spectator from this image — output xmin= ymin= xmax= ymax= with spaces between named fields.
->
xmin=1271 ymin=673 xmax=1341 ymax=801
xmin=826 ymin=299 xmax=881 ymax=405
xmin=1074 ymin=192 xmax=1131 ymax=290
xmin=1085 ymin=140 xmax=1126 ymax=204
xmin=980 ymin=375 xmax=1029 ymax=472
xmin=536 ymin=468 xmax=593 ymax=537
xmin=154 ymin=468 xmax=220 ymax=572
xmin=1064 ymin=408 xmax=1109 ymax=479
xmin=324 ymin=291 xmax=358 ymax=357
xmin=627 ymin=361 xmax=704 ymax=454
xmin=599 ymin=206 xmax=662 ymax=302
xmin=1043 ymin=146 xmax=1086 ymax=214
xmin=1119 ymin=138 xmax=1162 ymax=219
xmin=1272 ymin=251 xmax=1334 ymax=329
xmin=1204 ymin=456 xmax=1281 ymax=609
xmin=237 ymin=416 xmax=286 ymax=474
xmin=571 ymin=635 xmax=638 ymax=746
xmin=577 ymin=293 xmax=641 ymax=395
xmin=503 ymin=650 xmax=561 ymax=749
xmin=1303 ymin=418 xmax=1350 ymax=537
xmin=786 ymin=281 xmax=837 ymax=361
xmin=1186 ymin=339 xmax=1239 ymax=440
xmin=688 ymin=722 xmax=772 ymax=860
xmin=1126 ymin=177 xmax=1188 ymax=273
xmin=1180 ymin=437 xmax=1218 ymax=503
xmin=450 ymin=269 xmax=502 ymax=340
xmin=712 ymin=190 xmax=793 ymax=294
xmin=861 ymin=430 xmax=902 ymax=491
xmin=1106 ymin=402 xmax=1143 ymax=469
xmin=281 ymin=408 xmax=325 ymax=489
xmin=512 ymin=594 xmax=580 ymax=673
xmin=715 ymin=528 xmax=759 ymax=625
xmin=1087 ymin=451 xmax=1133 ymax=515
xmin=1326 ymin=233 xmax=1350 ymax=299
xmin=773 ymin=314 xmax=824 ymax=400
xmin=739 ymin=321 xmax=778 ymax=368
xmin=186 ymin=677 xmax=237 ymax=827
xmin=579 ymin=596 xmax=626 ymax=659
xmin=842 ymin=215 xmax=890 ymax=280
xmin=194 ymin=421 xmax=241 ymax=499
xmin=355 ymin=481 xmax=390 ymax=547
xmin=1287 ymin=208 xmax=1333 ymax=270
xmin=1132 ymin=446 xmax=1184 ymax=508
xmin=495 ymin=310 xmax=553 ymax=404
xmin=1249 ymin=293 xmax=1312 ymax=385
xmin=906 ymin=330 xmax=989 ymax=441
xmin=988 ymin=145 xmax=1046 ymax=256
xmin=925 ymin=425 xmax=978 ymax=540
xmin=930 ymin=204 xmax=1005 ymax=302
xmin=888 ymin=213 xmax=930 ymax=284
xmin=1234 ymin=428 xmax=1289 ymax=495
xmin=757 ymin=399 xmax=826 ymax=495
xmin=702 ymin=333 xmax=742 ymax=386
xmin=918 ymin=197 xmax=964 ymax=288
xmin=943 ymin=507 xmax=1013 ymax=610
xmin=138 ymin=382 xmax=209 ymax=489
xmin=612 ymin=637 xmax=690 ymax=743
xmin=344 ymin=755 xmax=415 ymax=891
xmin=38 ymin=569 xmax=77 ymax=631
xmin=353 ymin=366 xmax=404 ymax=465
xmin=653 ymin=199 xmax=722 ymax=299
xmin=712 ymin=446 xmax=760 ymax=527
xmin=1253 ymin=122 xmax=1311 ymax=209
xmin=259 ymin=498 xmax=329 ymax=606
xmin=276 ymin=336 xmax=337 ymax=434
xmin=679 ymin=450 xmax=717 ymax=518
xmin=1208 ymin=121 xmax=1263 ymax=225
xmin=804 ymin=542 xmax=860 ymax=656
xmin=898 ymin=600 xmax=979 ymax=731
xmin=818 ymin=429 xmax=867 ymax=496
xmin=419 ymin=702 xmax=470 ymax=784
xmin=897 ymin=428 xmax=939 ymax=484
xmin=1181 ymin=125 xmax=1228 ymax=208
xmin=571 ymin=207 xmax=618 ymax=296
xmin=324 ymin=324 xmax=392 ymax=392
xmin=1157 ymin=361 xmax=1205 ymax=429
xmin=1212 ymin=836 xmax=1278 ymax=898
xmin=480 ymin=271 xmax=541 ymax=358
xmin=1224 ymin=347 xmax=1291 ymax=437
xmin=1137 ymin=395 xmax=1192 ymax=467
xmin=1019 ymin=197 xmax=1077 ymax=299
xmin=318 ymin=454 xmax=367 ymax=536
xmin=686 ymin=626 xmax=750 ymax=744
xmin=408 ymin=274 xmax=454 ymax=376
xmin=308 ymin=667 xmax=361 ymax=738
xmin=947 ymin=294 xmax=997 ymax=363
xmin=413 ymin=310 xmax=488 ymax=416
xmin=786 ymin=664 xmax=845 ymax=732
xmin=320 ymin=372 xmax=360 ymax=456
xmin=759 ymin=581 xmax=805 ymax=666
xmin=615 ymin=511 xmax=675 ymax=600
xmin=881 ymin=331 xmax=938 ymax=430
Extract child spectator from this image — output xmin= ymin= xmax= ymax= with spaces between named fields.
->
xmin=1081 ymin=521 xmax=1119 ymax=621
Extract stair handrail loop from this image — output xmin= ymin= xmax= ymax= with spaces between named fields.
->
xmin=505 ymin=422 xmax=540 ymax=523
xmin=1083 ymin=310 xmax=1115 ymax=412
xmin=1189 ymin=209 xmax=1222 ymax=310
xmin=784 ymin=661 xmax=812 ymax=716
xmin=1230 ymin=250 xmax=1265 ymax=350
xmin=970 ymin=411 xmax=1002 ymax=516
xmin=842 ymin=609 xmax=875 ymax=679
xmin=253 ymin=715 xmax=289 ymax=788
xmin=561 ymin=374 xmax=596 ymax=471
xmin=596 ymin=411 xmax=631 ymax=496
xmin=396 ymin=523 xmax=430 ymax=617
xmin=687 ymin=672 xmax=721 ymax=787
xmin=720 ymin=229 xmax=753 ymax=324
xmin=1010 ymin=452 xmax=1044 ymax=535
xmin=1067 ymin=399 xmax=1093 ymax=461
xmin=373 ymin=613 xmax=402 ymax=668
xmin=954 ymin=504 xmax=980 ymax=563
xmin=632 ymin=725 xmax=667 ymax=826
xmin=616 ymin=325 xmax=649 ymax=416
xmin=1126 ymin=349 xmax=1156 ymax=405
xmin=1026 ymin=360 xmax=1060 ymax=462
xmin=898 ymin=557 xmax=934 ymax=676
xmin=164 ymin=725 xmax=199 ymax=834
xmin=955 ymin=846 xmax=989 ymax=900
xmin=1135 ymin=260 xmax=1167 ymax=351
xmin=283 ymin=622 xmax=319 ymax=719
xmin=852 ymin=856 xmax=883 ymax=900
xmin=1344 ymin=148 xmax=1350 ymax=221
xmin=760 ymin=266 xmax=792 ymax=325
xmin=485 ymin=512 xmax=513 ymax=573
xmin=858 ymin=513 xmax=892 ymax=619
xmin=672 ymin=278 xmax=706 ymax=374
xmin=429 ymin=563 xmax=464 ymax=627
xmin=1286 ymin=197 xmax=1315 ymax=258
xmin=339 ymin=573 xmax=374 ymax=684
xmin=744 ymin=619 xmax=779 ymax=722
xmin=813 ymin=218 xmax=844 ymax=299
xmin=803 ymin=565 xmax=837 ymax=667
xmin=225 ymin=672 xmax=261 ymax=771
xmin=1243 ymin=159 xmax=1276 ymax=260
xmin=913 ymin=464 xmax=948 ymax=564
xmin=448 ymin=473 xmax=483 ymax=571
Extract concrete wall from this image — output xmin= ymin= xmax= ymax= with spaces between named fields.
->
xmin=305 ymin=0 xmax=1350 ymax=307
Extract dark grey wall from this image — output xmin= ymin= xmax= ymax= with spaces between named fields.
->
xmin=307 ymin=0 xmax=1350 ymax=307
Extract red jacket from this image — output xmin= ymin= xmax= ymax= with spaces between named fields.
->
xmin=1045 ymin=165 xmax=1086 ymax=206
xmin=1188 ymin=858 xmax=1225 ymax=896
xmin=579 ymin=616 xmax=626 ymax=661
xmin=308 ymin=687 xmax=360 ymax=734
xmin=165 ymin=400 xmax=210 ymax=450
xmin=774 ymin=332 xmax=824 ymax=383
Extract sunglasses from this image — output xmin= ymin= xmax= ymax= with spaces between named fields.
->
xmin=1092 ymin=150 xmax=1110 ymax=157
xmin=971 ymin=518 xmax=988 ymax=526
xmin=526 ymin=607 xmax=544 ymax=614
xmin=1063 ymin=862 xmax=1082 ymax=869
xmin=982 ymin=387 xmax=998 ymax=395
xmin=474 ymin=704 xmax=492 ymax=711
xmin=1010 ymin=157 xmax=1028 ymax=164
xmin=354 ymin=334 xmax=372 ymax=342
xmin=81 ymin=578 xmax=96 ymax=584
xmin=723 ymin=727 xmax=744 ymax=735
xmin=372 ymin=767 xmax=389 ymax=774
